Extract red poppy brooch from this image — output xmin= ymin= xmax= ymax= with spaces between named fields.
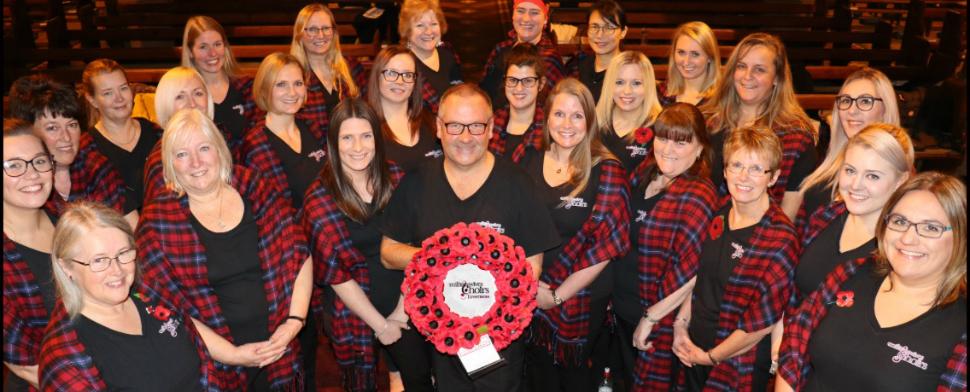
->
xmin=835 ymin=291 xmax=855 ymax=308
xmin=634 ymin=127 xmax=654 ymax=145
xmin=709 ymin=215 xmax=725 ymax=240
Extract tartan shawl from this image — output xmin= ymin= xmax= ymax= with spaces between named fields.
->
xmin=531 ymin=159 xmax=631 ymax=366
xmin=778 ymin=256 xmax=968 ymax=391
xmin=791 ymin=201 xmax=849 ymax=309
xmin=488 ymin=106 xmax=546 ymax=164
xmin=239 ymin=118 xmax=327 ymax=204
xmin=711 ymin=124 xmax=815 ymax=204
xmin=136 ymin=165 xmax=307 ymax=390
xmin=419 ymin=41 xmax=462 ymax=115
xmin=630 ymin=171 xmax=719 ymax=390
xmin=482 ymin=30 xmax=565 ymax=97
xmin=3 ymin=235 xmax=51 ymax=371
xmin=298 ymin=58 xmax=366 ymax=134
xmin=699 ymin=202 xmax=799 ymax=392
xmin=38 ymin=296 xmax=221 ymax=391
xmin=143 ymin=122 xmax=238 ymax=203
xmin=302 ymin=162 xmax=404 ymax=392
xmin=43 ymin=132 xmax=127 ymax=215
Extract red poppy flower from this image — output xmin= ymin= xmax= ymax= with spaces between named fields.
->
xmin=150 ymin=304 xmax=171 ymax=321
xmin=709 ymin=215 xmax=725 ymax=240
xmin=835 ymin=291 xmax=855 ymax=308
xmin=634 ymin=127 xmax=654 ymax=145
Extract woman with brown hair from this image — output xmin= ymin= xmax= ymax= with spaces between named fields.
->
xmin=488 ymin=43 xmax=547 ymax=164
xmin=398 ymin=0 xmax=463 ymax=113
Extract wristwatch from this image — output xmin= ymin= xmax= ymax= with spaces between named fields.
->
xmin=552 ymin=290 xmax=564 ymax=306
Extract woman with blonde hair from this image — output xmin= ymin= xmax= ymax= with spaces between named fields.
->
xmin=290 ymin=3 xmax=365 ymax=131
xmin=660 ymin=21 xmax=721 ymax=107
xmin=797 ymin=68 xmax=900 ymax=224
xmin=399 ymin=0 xmax=463 ymax=113
xmin=182 ymin=15 xmax=259 ymax=152
xmin=595 ymin=50 xmax=663 ymax=172
xmin=39 ymin=201 xmax=221 ymax=390
xmin=701 ymin=33 xmax=816 ymax=219
xmin=521 ymin=78 xmax=630 ymax=392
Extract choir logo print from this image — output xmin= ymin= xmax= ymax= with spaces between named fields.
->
xmin=887 ymin=342 xmax=929 ymax=370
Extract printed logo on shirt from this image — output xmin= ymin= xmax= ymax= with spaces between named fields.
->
xmin=159 ymin=318 xmax=180 ymax=338
xmin=475 ymin=220 xmax=505 ymax=234
xmin=232 ymin=104 xmax=244 ymax=115
xmin=308 ymin=149 xmax=326 ymax=162
xmin=425 ymin=149 xmax=444 ymax=158
xmin=730 ymin=242 xmax=744 ymax=260
xmin=635 ymin=209 xmax=648 ymax=223
xmin=887 ymin=342 xmax=929 ymax=370
xmin=560 ymin=196 xmax=588 ymax=209
xmin=626 ymin=145 xmax=648 ymax=157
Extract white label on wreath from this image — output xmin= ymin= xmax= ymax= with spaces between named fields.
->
xmin=443 ymin=264 xmax=497 ymax=318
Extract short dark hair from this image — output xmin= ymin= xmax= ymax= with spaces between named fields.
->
xmin=439 ymin=83 xmax=492 ymax=116
xmin=590 ymin=0 xmax=627 ymax=29
xmin=8 ymin=74 xmax=85 ymax=124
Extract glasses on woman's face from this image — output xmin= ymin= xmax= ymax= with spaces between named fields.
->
xmin=441 ymin=121 xmax=489 ymax=136
xmin=303 ymin=26 xmax=334 ymax=36
xmin=884 ymin=213 xmax=953 ymax=239
xmin=504 ymin=76 xmax=539 ymax=88
xmin=725 ymin=161 xmax=772 ymax=178
xmin=381 ymin=69 xmax=416 ymax=83
xmin=70 ymin=248 xmax=137 ymax=273
xmin=836 ymin=95 xmax=883 ymax=111
xmin=588 ymin=23 xmax=618 ymax=36
xmin=2 ymin=155 xmax=54 ymax=177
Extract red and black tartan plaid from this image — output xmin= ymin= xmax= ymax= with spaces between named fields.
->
xmin=697 ymin=202 xmax=798 ymax=392
xmin=38 ymin=295 xmax=222 ymax=391
xmin=778 ymin=255 xmax=968 ymax=391
xmin=487 ymin=106 xmax=546 ymax=164
xmin=420 ymin=41 xmax=462 ymax=114
xmin=136 ymin=165 xmax=307 ymax=390
xmin=482 ymin=30 xmax=565 ymax=96
xmin=298 ymin=59 xmax=366 ymax=134
xmin=3 ymin=235 xmax=53 ymax=376
xmin=302 ymin=162 xmax=404 ymax=392
xmin=531 ymin=159 xmax=630 ymax=366
xmin=43 ymin=133 xmax=127 ymax=215
xmin=630 ymin=171 xmax=719 ymax=390
xmin=238 ymin=118 xmax=326 ymax=203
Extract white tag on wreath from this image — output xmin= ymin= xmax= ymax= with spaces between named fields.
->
xmin=442 ymin=264 xmax=497 ymax=318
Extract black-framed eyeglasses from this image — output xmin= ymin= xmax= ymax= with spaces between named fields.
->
xmin=836 ymin=95 xmax=883 ymax=111
xmin=588 ymin=23 xmax=619 ymax=36
xmin=381 ymin=69 xmax=416 ymax=83
xmin=2 ymin=155 xmax=54 ymax=177
xmin=441 ymin=121 xmax=489 ymax=136
xmin=884 ymin=213 xmax=952 ymax=239
xmin=303 ymin=26 xmax=334 ymax=36
xmin=725 ymin=161 xmax=772 ymax=178
xmin=70 ymin=248 xmax=137 ymax=273
xmin=504 ymin=76 xmax=539 ymax=88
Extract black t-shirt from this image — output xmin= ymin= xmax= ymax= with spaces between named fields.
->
xmin=191 ymin=201 xmax=271 ymax=346
xmin=90 ymin=117 xmax=160 ymax=212
xmin=800 ymin=182 xmax=833 ymax=221
xmin=689 ymin=207 xmax=757 ymax=350
xmin=521 ymin=152 xmax=611 ymax=300
xmin=14 ymin=243 xmax=56 ymax=316
xmin=795 ymin=213 xmax=876 ymax=302
xmin=601 ymin=127 xmax=650 ymax=173
xmin=346 ymin=203 xmax=403 ymax=317
xmin=613 ymin=187 xmax=665 ymax=323
xmin=805 ymin=264 xmax=967 ymax=392
xmin=417 ymin=45 xmax=463 ymax=104
xmin=264 ymin=120 xmax=326 ymax=210
xmin=501 ymin=133 xmax=526 ymax=161
xmin=383 ymin=114 xmax=442 ymax=173
xmin=576 ymin=55 xmax=606 ymax=104
xmin=380 ymin=157 xmax=560 ymax=258
xmin=74 ymin=296 xmax=202 ymax=391
xmin=213 ymin=82 xmax=249 ymax=147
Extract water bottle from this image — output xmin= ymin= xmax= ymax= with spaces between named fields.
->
xmin=597 ymin=367 xmax=613 ymax=392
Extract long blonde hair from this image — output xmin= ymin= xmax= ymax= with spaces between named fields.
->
xmin=290 ymin=4 xmax=360 ymax=98
xmin=665 ymin=21 xmax=720 ymax=99
xmin=595 ymin=51 xmax=662 ymax=138
xmin=181 ymin=15 xmax=241 ymax=78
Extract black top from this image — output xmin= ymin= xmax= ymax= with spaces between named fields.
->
xmin=502 ymin=133 xmax=526 ymax=160
xmin=417 ymin=44 xmax=464 ymax=105
xmin=383 ymin=114 xmax=442 ymax=173
xmin=74 ymin=296 xmax=202 ymax=391
xmin=709 ymin=129 xmax=818 ymax=194
xmin=613 ymin=188 xmax=665 ymax=323
xmin=345 ymin=202 xmax=403 ymax=317
xmin=521 ymin=152 xmax=611 ymax=300
xmin=800 ymin=183 xmax=833 ymax=221
xmin=191 ymin=201 xmax=271 ymax=346
xmin=689 ymin=207 xmax=757 ymax=350
xmin=575 ymin=55 xmax=606 ymax=104
xmin=213 ymin=82 xmax=249 ymax=147
xmin=90 ymin=117 xmax=160 ymax=212
xmin=380 ymin=157 xmax=560 ymax=258
xmin=264 ymin=120 xmax=326 ymax=210
xmin=805 ymin=263 xmax=967 ymax=392
xmin=601 ymin=127 xmax=650 ymax=173
xmin=795 ymin=213 xmax=876 ymax=302
xmin=14 ymin=243 xmax=56 ymax=316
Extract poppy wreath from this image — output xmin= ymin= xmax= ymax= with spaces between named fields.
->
xmin=402 ymin=222 xmax=537 ymax=355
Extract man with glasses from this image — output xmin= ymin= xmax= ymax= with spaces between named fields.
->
xmin=380 ymin=83 xmax=559 ymax=391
